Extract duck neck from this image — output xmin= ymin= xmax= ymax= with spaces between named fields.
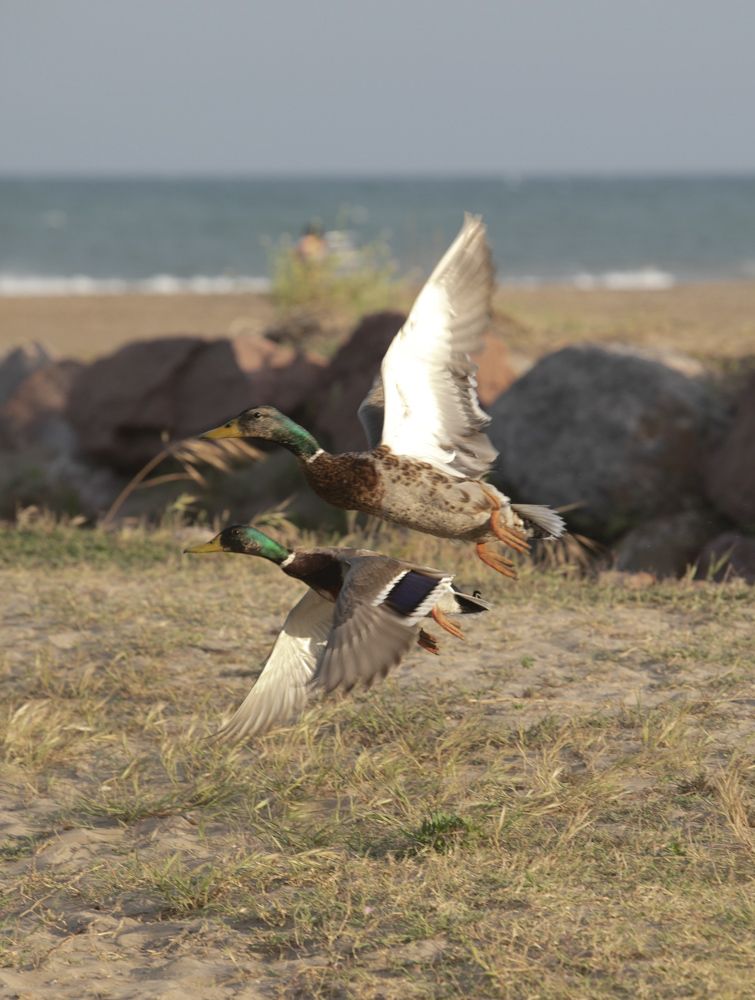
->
xmin=257 ymin=537 xmax=291 ymax=565
xmin=273 ymin=416 xmax=321 ymax=461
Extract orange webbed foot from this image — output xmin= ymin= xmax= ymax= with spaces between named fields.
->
xmin=490 ymin=507 xmax=530 ymax=554
xmin=476 ymin=541 xmax=518 ymax=579
xmin=431 ymin=607 xmax=465 ymax=640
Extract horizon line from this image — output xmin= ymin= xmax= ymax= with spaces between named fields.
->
xmin=2 ymin=168 xmax=755 ymax=182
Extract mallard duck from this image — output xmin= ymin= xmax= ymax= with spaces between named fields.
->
xmin=202 ymin=215 xmax=564 ymax=578
xmin=184 ymin=524 xmax=489 ymax=741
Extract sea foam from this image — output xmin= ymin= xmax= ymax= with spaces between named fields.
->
xmin=0 ymin=274 xmax=272 ymax=297
xmin=572 ymin=268 xmax=676 ymax=291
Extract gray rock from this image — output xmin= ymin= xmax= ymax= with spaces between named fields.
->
xmin=0 ymin=342 xmax=53 ymax=404
xmin=613 ymin=509 xmax=724 ymax=578
xmin=488 ymin=344 xmax=723 ymax=539
xmin=0 ymin=359 xmax=82 ymax=454
xmin=0 ymin=451 xmax=123 ymax=519
xmin=696 ymin=532 xmax=755 ymax=583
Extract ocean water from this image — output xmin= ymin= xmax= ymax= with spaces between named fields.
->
xmin=1 ymin=175 xmax=755 ymax=295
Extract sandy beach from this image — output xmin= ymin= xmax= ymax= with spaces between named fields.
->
xmin=2 ymin=281 xmax=755 ymax=363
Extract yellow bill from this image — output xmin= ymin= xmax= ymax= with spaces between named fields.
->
xmin=201 ymin=419 xmax=242 ymax=440
xmin=183 ymin=535 xmax=225 ymax=555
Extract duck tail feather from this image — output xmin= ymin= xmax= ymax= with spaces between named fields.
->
xmin=450 ymin=588 xmax=492 ymax=614
xmin=511 ymin=503 xmax=566 ymax=539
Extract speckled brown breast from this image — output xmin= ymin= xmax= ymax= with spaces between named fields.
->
xmin=306 ymin=447 xmax=494 ymax=541
xmin=305 ymin=451 xmax=384 ymax=510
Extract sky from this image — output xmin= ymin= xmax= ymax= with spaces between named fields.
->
xmin=1 ymin=0 xmax=754 ymax=176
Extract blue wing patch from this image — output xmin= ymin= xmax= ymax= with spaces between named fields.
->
xmin=383 ymin=571 xmax=439 ymax=617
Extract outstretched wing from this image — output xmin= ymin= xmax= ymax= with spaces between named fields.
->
xmin=311 ymin=555 xmax=450 ymax=694
xmin=378 ymin=214 xmax=498 ymax=478
xmin=212 ymin=588 xmax=334 ymax=743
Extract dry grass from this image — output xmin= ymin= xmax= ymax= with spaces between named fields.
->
xmin=0 ymin=519 xmax=753 ymax=997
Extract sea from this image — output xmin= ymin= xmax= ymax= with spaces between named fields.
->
xmin=2 ymin=175 xmax=755 ymax=295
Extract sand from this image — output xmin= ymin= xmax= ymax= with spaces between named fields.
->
xmin=2 ymin=281 xmax=755 ymax=362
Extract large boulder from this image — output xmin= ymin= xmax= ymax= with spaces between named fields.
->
xmin=696 ymin=532 xmax=755 ymax=583
xmin=67 ymin=335 xmax=323 ymax=471
xmin=704 ymin=374 xmax=755 ymax=532
xmin=613 ymin=509 xmax=724 ymax=578
xmin=311 ymin=310 xmax=516 ymax=453
xmin=488 ymin=345 xmax=722 ymax=539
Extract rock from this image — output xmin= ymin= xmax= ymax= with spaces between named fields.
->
xmin=67 ymin=336 xmax=200 ymax=470
xmin=177 ymin=336 xmax=323 ymax=432
xmin=0 ymin=354 xmax=124 ymax=518
xmin=0 ymin=451 xmax=124 ymax=519
xmin=311 ymin=310 xmax=515 ymax=453
xmin=311 ymin=311 xmax=405 ymax=452
xmin=696 ymin=532 xmax=755 ymax=583
xmin=0 ymin=359 xmax=82 ymax=453
xmin=488 ymin=344 xmax=723 ymax=539
xmin=704 ymin=374 xmax=755 ymax=532
xmin=67 ymin=335 xmax=323 ymax=471
xmin=613 ymin=509 xmax=724 ymax=578
xmin=0 ymin=342 xmax=53 ymax=404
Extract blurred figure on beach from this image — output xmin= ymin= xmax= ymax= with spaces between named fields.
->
xmin=295 ymin=222 xmax=328 ymax=265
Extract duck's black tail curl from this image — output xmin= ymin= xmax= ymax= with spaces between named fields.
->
xmin=451 ymin=588 xmax=491 ymax=614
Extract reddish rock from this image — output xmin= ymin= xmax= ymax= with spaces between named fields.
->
xmin=173 ymin=336 xmax=324 ymax=440
xmin=472 ymin=333 xmax=516 ymax=407
xmin=312 ymin=311 xmax=405 ymax=452
xmin=704 ymin=374 xmax=755 ymax=532
xmin=68 ymin=335 xmax=323 ymax=471
xmin=696 ymin=532 xmax=755 ymax=583
xmin=0 ymin=360 xmax=82 ymax=453
xmin=311 ymin=311 xmax=512 ymax=453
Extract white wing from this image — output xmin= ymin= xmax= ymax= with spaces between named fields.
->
xmin=379 ymin=214 xmax=498 ymax=478
xmin=212 ymin=588 xmax=334 ymax=743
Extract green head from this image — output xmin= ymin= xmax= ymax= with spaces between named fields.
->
xmin=201 ymin=405 xmax=319 ymax=458
xmin=184 ymin=525 xmax=291 ymax=564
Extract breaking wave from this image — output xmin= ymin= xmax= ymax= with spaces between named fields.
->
xmin=0 ymin=273 xmax=272 ymax=297
xmin=570 ymin=268 xmax=676 ymax=291
xmin=0 ymin=267 xmax=677 ymax=297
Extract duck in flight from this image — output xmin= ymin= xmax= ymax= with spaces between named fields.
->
xmin=202 ymin=216 xmax=564 ymax=577
xmin=185 ymin=524 xmax=490 ymax=742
